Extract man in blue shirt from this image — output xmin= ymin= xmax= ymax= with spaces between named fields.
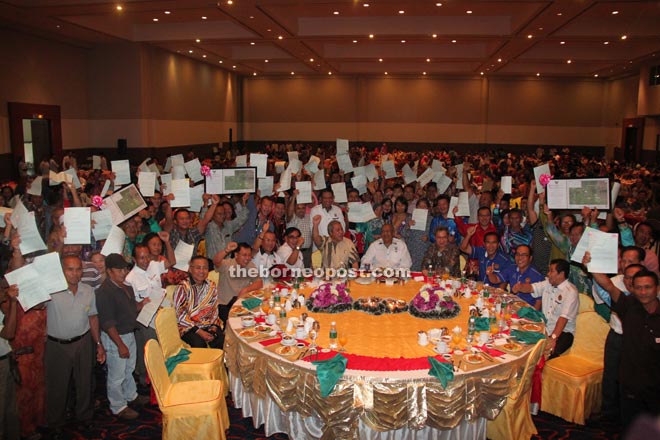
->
xmin=459 ymin=229 xmax=511 ymax=283
xmin=429 ymin=195 xmax=459 ymax=243
xmin=492 ymin=244 xmax=544 ymax=306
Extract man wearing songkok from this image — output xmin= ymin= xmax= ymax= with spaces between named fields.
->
xmin=0 ymin=283 xmax=19 ymax=440
xmin=45 ymin=256 xmax=105 ymax=436
xmin=173 ymin=256 xmax=223 ymax=348
xmin=95 ymin=253 xmax=150 ymax=420
xmin=361 ymin=223 xmax=412 ymax=270
xmin=310 ymin=189 xmax=346 ymax=238
xmin=492 ymin=244 xmax=544 ymax=306
xmin=312 ymin=217 xmax=359 ymax=270
xmin=276 ymin=227 xmax=306 ymax=270
xmin=459 ymin=229 xmax=511 ymax=283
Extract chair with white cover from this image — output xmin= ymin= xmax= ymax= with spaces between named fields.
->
xmin=487 ymin=339 xmax=546 ymax=440
xmin=145 ymin=339 xmax=229 ymax=440
xmin=541 ymin=311 xmax=609 ymax=424
xmin=154 ymin=307 xmax=229 ymax=394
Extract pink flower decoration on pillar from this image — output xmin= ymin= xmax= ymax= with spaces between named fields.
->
xmin=539 ymin=173 xmax=553 ymax=188
xmin=200 ymin=165 xmax=211 ymax=177
xmin=92 ymin=195 xmax=104 ymax=209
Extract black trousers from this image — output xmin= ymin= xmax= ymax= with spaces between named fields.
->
xmin=601 ymin=329 xmax=623 ymax=418
xmin=181 ymin=327 xmax=224 ymax=349
xmin=218 ymin=296 xmax=238 ymax=327
xmin=620 ymin=386 xmax=660 ymax=434
xmin=547 ymin=331 xmax=574 ymax=360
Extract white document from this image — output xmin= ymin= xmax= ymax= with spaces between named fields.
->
xmin=204 ymin=170 xmax=223 ymax=195
xmin=336 ymin=138 xmax=349 ymax=155
xmin=170 ymin=179 xmax=191 ymax=207
xmin=189 ymin=185 xmax=204 ymax=212
xmin=313 ymin=170 xmax=326 ymax=191
xmin=34 ymin=252 xmax=68 ymax=294
xmin=184 ymin=158 xmax=204 ymax=183
xmin=278 ymin=169 xmax=292 ymax=192
xmin=93 ymin=155 xmax=101 ymax=170
xmin=411 ymin=209 xmax=429 ymax=231
xmin=100 ymin=179 xmax=111 ymax=197
xmin=111 ymin=160 xmax=131 ymax=185
xmin=103 ymin=184 xmax=147 ymax=226
xmin=91 ymin=209 xmax=113 ymax=241
xmin=351 ymin=175 xmax=368 ymax=195
xmin=63 ymin=168 xmax=82 ymax=189
xmin=501 ymin=176 xmax=512 ymax=194
xmin=417 ymin=167 xmax=435 ymax=188
xmin=295 ymin=181 xmax=313 ymax=204
xmin=171 ymin=165 xmax=186 ymax=180
xmin=164 ymin=156 xmax=172 ymax=173
xmin=160 ymin=173 xmax=172 ymax=195
xmin=12 ymin=201 xmax=46 ymax=255
xmin=364 ymin=164 xmax=379 ymax=182
xmin=49 ymin=171 xmax=70 ymax=186
xmin=456 ymin=192 xmax=470 ymax=217
xmin=587 ymin=230 xmax=619 ymax=274
xmin=431 ymin=160 xmax=446 ymax=174
xmin=305 ymin=156 xmax=320 ymax=175
xmin=547 ymin=178 xmax=610 ymax=210
xmin=336 ymin=154 xmax=354 ymax=174
xmin=101 ymin=226 xmax=126 ymax=256
xmin=137 ymin=171 xmax=157 ymax=197
xmin=382 ymin=161 xmax=397 ymax=179
xmin=287 ymin=151 xmax=299 ymax=163
xmin=138 ymin=158 xmax=151 ymax=173
xmin=173 ymin=240 xmax=195 ymax=271
xmin=5 ymin=264 xmax=50 ymax=311
xmin=546 ymin=179 xmax=567 ymax=210
xmin=402 ymin=164 xmax=417 ymax=185
xmin=353 ymin=166 xmax=365 ymax=177
xmin=148 ymin=164 xmax=160 ymax=175
xmin=598 ymin=182 xmax=621 ymax=220
xmin=533 ymin=163 xmax=551 ymax=193
xmin=250 ymin=154 xmax=268 ymax=178
xmin=170 ymin=154 xmax=184 ymax=168
xmin=235 ymin=155 xmax=247 ymax=167
xmin=455 ymin=164 xmax=464 ymax=190
xmin=347 ymin=202 xmax=376 ymax=223
xmin=288 ymin=159 xmax=303 ymax=175
xmin=275 ymin=161 xmax=286 ymax=174
xmin=258 ymin=176 xmax=274 ymax=197
xmin=137 ymin=288 xmax=165 ymax=327
xmin=0 ymin=207 xmax=12 ymax=227
xmin=63 ymin=207 xmax=91 ymax=245
xmin=27 ymin=176 xmax=43 ymax=196
xmin=570 ymin=226 xmax=598 ymax=264
xmin=448 ymin=196 xmax=459 ymax=219
xmin=331 ymin=182 xmax=348 ymax=204
xmin=435 ymin=173 xmax=453 ymax=194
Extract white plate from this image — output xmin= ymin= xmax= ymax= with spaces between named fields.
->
xmin=354 ymin=277 xmax=374 ymax=285
xmin=280 ymin=336 xmax=297 ymax=346
xmin=433 ymin=346 xmax=450 ymax=355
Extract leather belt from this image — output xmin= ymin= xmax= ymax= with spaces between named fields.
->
xmin=48 ymin=331 xmax=89 ymax=344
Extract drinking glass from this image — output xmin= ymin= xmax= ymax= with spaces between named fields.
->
xmin=261 ymin=301 xmax=271 ymax=315
xmin=451 ymin=330 xmax=462 ymax=349
xmin=309 ymin=321 xmax=321 ymax=349
xmin=338 ymin=331 xmax=348 ymax=352
xmin=466 ymin=333 xmax=474 ymax=350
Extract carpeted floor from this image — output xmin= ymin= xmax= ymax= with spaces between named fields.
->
xmin=36 ymin=367 xmax=621 ymax=439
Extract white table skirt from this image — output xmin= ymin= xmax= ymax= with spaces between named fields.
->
xmin=230 ymin=374 xmax=487 ymax=440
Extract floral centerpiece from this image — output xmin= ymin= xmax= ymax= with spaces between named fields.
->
xmin=409 ymin=284 xmax=461 ymax=320
xmin=305 ymin=282 xmax=354 ymax=313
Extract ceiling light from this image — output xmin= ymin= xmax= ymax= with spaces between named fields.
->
xmin=451 ymin=39 xmax=457 ymax=43
xmin=432 ymin=34 xmax=437 ymax=38
xmin=249 ymin=16 xmax=254 ymax=19
xmin=232 ymin=65 xmax=236 ymax=68
xmin=401 ymin=40 xmax=406 ymax=43
xmin=188 ymin=50 xmax=193 ymax=53
xmin=466 ymin=10 xmax=473 ymax=14
xmin=539 ymin=27 xmax=543 ymax=31
xmin=152 ymin=18 xmax=159 ymax=22
xmin=227 ymin=0 xmax=233 ymax=4
xmin=164 ymin=11 xmax=171 ymax=15
xmin=264 ymin=59 xmax=269 ymax=62
xmin=536 ymin=73 xmax=540 ymax=77
xmin=202 ymin=55 xmax=207 ymax=58
xmin=267 ymin=29 xmax=271 ymax=32
xmin=560 ymin=41 xmax=565 ymax=45
xmin=621 ymin=35 xmax=627 ymax=40
xmin=278 ymin=36 xmax=283 ymax=40
xmin=604 ymin=41 xmax=609 ymax=45
xmin=309 ymin=58 xmax=314 ymax=62
xmin=56 ymin=24 xmax=61 ymax=28
xmin=594 ymin=74 xmax=599 ymax=77
xmin=291 ymin=72 xmax=295 ymax=75
xmin=556 ymin=12 xmax=562 ymax=16
xmin=253 ymin=72 xmax=257 ymax=76
xmin=363 ymin=3 xmax=369 ymax=7
xmin=423 ymin=72 xmax=427 ymax=75
xmin=436 ymin=3 xmax=442 ymax=6
xmin=497 ymin=58 xmax=502 ymax=62
xmin=399 ymin=10 xmax=405 ymax=14
xmin=250 ymin=42 xmax=255 ymax=45
xmin=378 ymin=58 xmax=383 ymax=62
xmin=426 ymin=58 xmax=430 ymax=62
xmin=202 ymin=16 xmax=207 ymax=20
xmin=384 ymin=72 xmax=388 ymax=75
xmin=612 ymin=11 xmax=619 ymax=15
xmin=527 ymin=34 xmax=533 ymax=39
xmin=218 ymin=61 xmax=223 ymax=64
xmin=333 ymin=11 xmax=339 ymax=15
xmin=480 ymin=72 xmax=484 ymax=75
xmin=567 ymin=59 xmax=572 ymax=64
xmin=196 ymin=38 xmax=201 ymax=43
xmin=353 ymin=40 xmax=357 ymax=43
xmin=328 ymin=71 xmax=332 ymax=75
xmin=116 ymin=5 xmax=123 ymax=11
xmin=369 ymin=34 xmax=374 ymax=38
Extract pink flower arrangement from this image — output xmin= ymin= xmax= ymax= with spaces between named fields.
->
xmin=92 ymin=195 xmax=104 ymax=209
xmin=411 ymin=285 xmax=441 ymax=312
xmin=539 ymin=173 xmax=553 ymax=188
xmin=311 ymin=283 xmax=352 ymax=308
xmin=200 ymin=165 xmax=211 ymax=177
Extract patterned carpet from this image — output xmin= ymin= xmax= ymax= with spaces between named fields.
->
xmin=38 ymin=367 xmax=620 ymax=439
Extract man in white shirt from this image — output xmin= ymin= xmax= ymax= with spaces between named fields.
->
xmin=361 ymin=223 xmax=412 ymax=270
xmin=276 ymin=227 xmax=305 ymax=270
xmin=530 ymin=259 xmax=579 ymax=359
xmin=124 ymin=244 xmax=167 ymax=387
xmin=252 ymin=231 xmax=283 ymax=285
xmin=309 ymin=188 xmax=345 ymax=238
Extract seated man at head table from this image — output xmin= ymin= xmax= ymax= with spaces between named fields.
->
xmin=421 ymin=226 xmax=462 ymax=278
xmin=361 ymin=223 xmax=412 ymax=270
xmin=173 ymin=255 xmax=223 ymax=349
xmin=312 ymin=216 xmax=359 ymax=270
xmin=489 ymin=244 xmax=544 ymax=307
xmin=459 ymin=228 xmax=512 ymax=284
xmin=213 ymin=242 xmax=263 ymax=325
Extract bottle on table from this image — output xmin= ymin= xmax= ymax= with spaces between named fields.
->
xmin=329 ymin=321 xmax=338 ymax=349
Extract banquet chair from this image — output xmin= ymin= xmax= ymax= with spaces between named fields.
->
xmin=486 ymin=339 xmax=546 ymax=440
xmin=164 ymin=284 xmax=177 ymax=306
xmin=541 ymin=311 xmax=609 ymax=424
xmin=145 ymin=339 xmax=229 ymax=440
xmin=578 ymin=293 xmax=595 ymax=313
xmin=207 ymin=269 xmax=219 ymax=286
xmin=154 ymin=307 xmax=229 ymax=395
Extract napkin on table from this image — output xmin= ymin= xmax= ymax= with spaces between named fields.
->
xmin=428 ymin=356 xmax=454 ymax=389
xmin=510 ymin=329 xmax=546 ymax=344
xmin=312 ymin=354 xmax=347 ymax=397
xmin=242 ymin=297 xmax=263 ymax=310
xmin=517 ymin=307 xmax=547 ymax=323
xmin=473 ymin=317 xmax=490 ymax=331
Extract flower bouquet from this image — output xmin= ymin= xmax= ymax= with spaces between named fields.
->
xmin=408 ymin=284 xmax=461 ymax=320
xmin=305 ymin=282 xmax=354 ymax=314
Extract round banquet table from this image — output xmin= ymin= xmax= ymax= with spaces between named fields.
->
xmin=224 ymin=278 xmax=543 ymax=440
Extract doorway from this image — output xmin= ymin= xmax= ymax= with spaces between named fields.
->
xmin=8 ymin=102 xmax=62 ymax=182
xmin=620 ymin=118 xmax=644 ymax=163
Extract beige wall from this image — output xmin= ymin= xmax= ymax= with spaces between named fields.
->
xmin=638 ymin=64 xmax=660 ymax=117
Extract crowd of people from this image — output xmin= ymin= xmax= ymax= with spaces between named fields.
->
xmin=0 ymin=143 xmax=659 ymax=439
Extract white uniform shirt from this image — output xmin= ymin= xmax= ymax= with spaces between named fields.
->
xmin=532 ymin=278 xmax=579 ymax=335
xmin=0 ymin=309 xmax=11 ymax=357
xmin=361 ymin=238 xmax=413 ymax=270
xmin=310 ymin=204 xmax=345 ymax=237
xmin=276 ymin=243 xmax=304 ymax=270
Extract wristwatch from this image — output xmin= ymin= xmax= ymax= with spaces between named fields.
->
xmin=295 ymin=246 xmax=301 ymax=250
xmin=550 ymin=334 xmax=557 ymax=340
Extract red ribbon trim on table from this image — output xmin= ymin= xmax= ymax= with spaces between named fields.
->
xmin=302 ymin=351 xmax=450 ymax=371
xmin=476 ymin=345 xmax=505 ymax=357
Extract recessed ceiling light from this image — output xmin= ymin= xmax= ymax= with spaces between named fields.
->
xmin=369 ymin=34 xmax=374 ymax=38
xmin=436 ymin=3 xmax=442 ymax=6
xmin=219 ymin=61 xmax=223 ymax=64
xmin=466 ymin=10 xmax=473 ymax=14
xmin=423 ymin=72 xmax=427 ymax=75
xmin=594 ymin=74 xmax=599 ymax=77
xmin=264 ymin=59 xmax=269 ymax=62
xmin=536 ymin=73 xmax=540 ymax=77
xmin=188 ymin=50 xmax=193 ymax=53
xmin=604 ymin=41 xmax=609 ymax=45
xmin=152 ymin=18 xmax=159 ymax=22
xmin=621 ymin=35 xmax=627 ymax=40
xmin=250 ymin=42 xmax=255 ymax=45
xmin=227 ymin=0 xmax=233 ymax=4
xmin=451 ymin=39 xmax=457 ymax=43
xmin=56 ymin=24 xmax=61 ymax=28
xmin=401 ymin=40 xmax=406 ymax=43
xmin=363 ymin=3 xmax=369 ymax=7
xmin=480 ymin=72 xmax=484 ymax=75
xmin=378 ymin=58 xmax=383 ymax=62
xmin=426 ymin=58 xmax=430 ymax=62
xmin=333 ymin=11 xmax=339 ymax=15
xmin=328 ymin=71 xmax=332 ymax=75
xmin=399 ymin=10 xmax=405 ymax=14
xmin=352 ymin=40 xmax=357 ymax=43
xmin=253 ymin=72 xmax=257 ymax=76
xmin=560 ymin=41 xmax=565 ymax=45
xmin=539 ymin=27 xmax=543 ymax=31
xmin=612 ymin=11 xmax=619 ymax=15
xmin=116 ymin=5 xmax=123 ymax=11
xmin=497 ymin=58 xmax=502 ymax=62
xmin=201 ymin=16 xmax=207 ymax=20
xmin=267 ymin=29 xmax=271 ymax=32
xmin=432 ymin=34 xmax=437 ymax=38
xmin=567 ymin=59 xmax=572 ymax=64
xmin=556 ymin=12 xmax=562 ymax=16
xmin=164 ymin=11 xmax=171 ymax=15
xmin=384 ymin=72 xmax=388 ymax=75
xmin=527 ymin=34 xmax=533 ymax=39
xmin=196 ymin=38 xmax=201 ymax=43
xmin=309 ymin=58 xmax=314 ymax=62
xmin=232 ymin=65 xmax=236 ymax=68
xmin=249 ymin=16 xmax=254 ymax=19
xmin=291 ymin=72 xmax=295 ymax=75
xmin=278 ymin=36 xmax=283 ymax=40
xmin=202 ymin=55 xmax=207 ymax=58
